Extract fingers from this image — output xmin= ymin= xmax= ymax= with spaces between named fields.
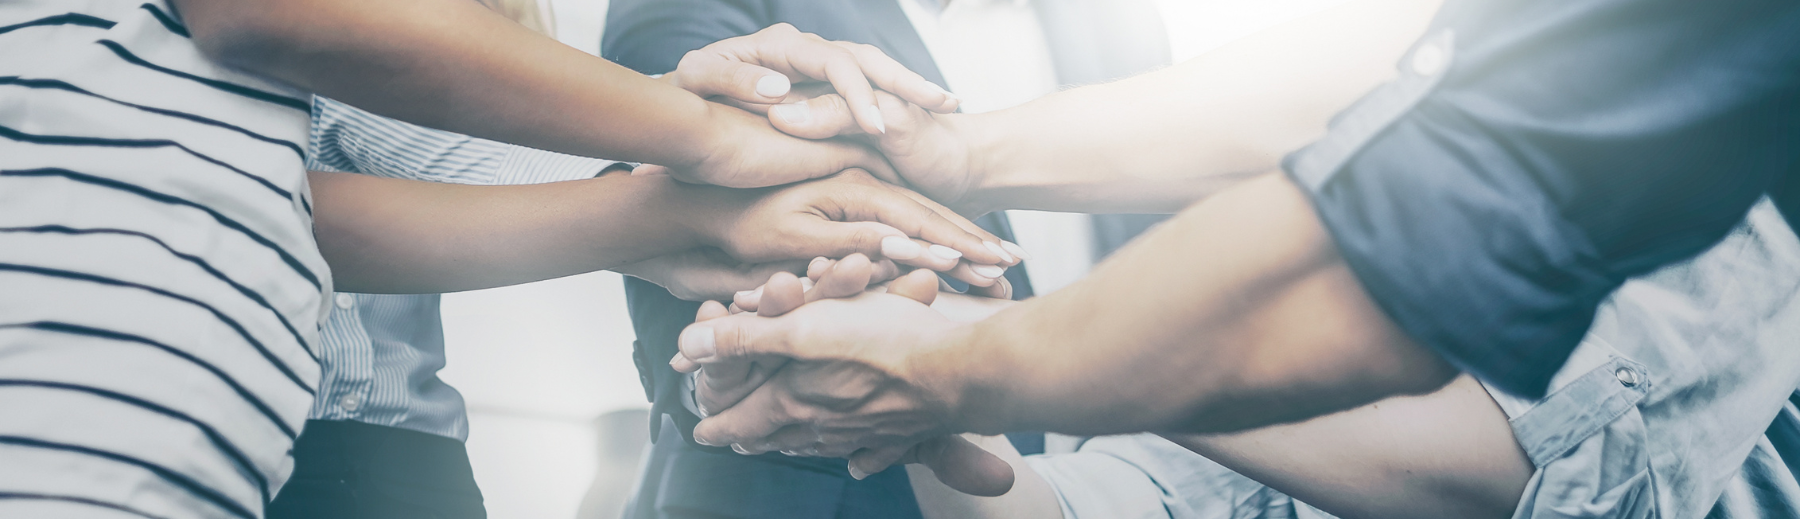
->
xmin=836 ymin=182 xmax=1009 ymax=267
xmin=965 ymin=275 xmax=1013 ymax=300
xmin=693 ymin=380 xmax=797 ymax=448
xmin=768 ymin=94 xmax=860 ymax=140
xmin=884 ymin=269 xmax=941 ymax=305
xmin=672 ymin=300 xmax=738 ymax=373
xmin=877 ymin=436 xmax=1016 ymax=497
xmin=756 ymin=272 xmax=807 ymax=317
xmin=669 ymin=51 xmax=793 ymax=104
xmin=805 ymin=253 xmax=874 ymax=303
xmin=830 ymin=41 xmax=959 ymax=114
xmin=944 ymin=261 xmax=1008 ymax=288
xmin=677 ymin=306 xmax=798 ymax=367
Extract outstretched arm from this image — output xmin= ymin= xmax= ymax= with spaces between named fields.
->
xmin=763 ymin=0 xmax=1439 ymax=214
xmin=908 ymin=379 xmax=1527 ymax=519
xmin=174 ymin=0 xmax=953 ymax=187
xmin=671 ymin=172 xmax=1457 ymax=456
xmin=312 ymin=170 xmax=1007 ymax=293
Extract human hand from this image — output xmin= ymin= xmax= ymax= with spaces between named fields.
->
xmin=611 ymin=249 xmax=812 ymax=302
xmin=729 ymin=254 xmax=1012 ymax=314
xmin=689 ymin=169 xmax=1019 ymax=287
xmin=677 ymin=259 xmax=1015 ymax=496
xmin=759 ymin=89 xmax=987 ymax=214
xmin=658 ymin=23 xmax=959 ymax=136
xmin=645 ymin=24 xmax=961 ymax=188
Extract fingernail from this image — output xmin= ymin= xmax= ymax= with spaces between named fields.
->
xmin=780 ymin=450 xmax=801 ymax=457
xmin=798 ymin=278 xmax=815 ymax=292
xmin=732 ymin=443 xmax=753 ymax=455
xmin=928 ymin=244 xmax=963 ymax=260
xmin=881 ymin=236 xmax=923 ymax=260
xmin=809 ymin=256 xmax=830 ymax=271
xmin=695 ymin=435 xmax=718 ymax=447
xmin=983 ymin=241 xmax=1014 ymax=263
xmin=734 ymin=290 xmax=754 ymax=299
xmin=862 ymin=105 xmax=887 ymax=134
xmin=971 ymin=265 xmax=1005 ymax=279
xmin=680 ymin=326 xmax=716 ymax=361
xmin=848 ymin=465 xmax=870 ymax=480
xmin=930 ymin=82 xmax=955 ymax=98
xmin=756 ymin=75 xmax=790 ymax=98
xmin=1001 ymin=241 xmax=1032 ymax=260
xmin=771 ymin=103 xmax=811 ymax=125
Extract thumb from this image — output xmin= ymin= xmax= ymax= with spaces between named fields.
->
xmin=777 ymin=220 xmax=908 ymax=263
xmin=669 ymin=54 xmax=793 ymax=104
xmin=677 ymin=312 xmax=797 ymax=366
xmin=768 ymin=94 xmax=861 ymax=140
xmin=850 ymin=436 xmax=1015 ymax=497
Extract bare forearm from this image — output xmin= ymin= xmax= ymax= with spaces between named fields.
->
xmin=311 ymin=171 xmax=722 ymax=293
xmin=939 ymin=174 xmax=1457 ymax=435
xmin=178 ymin=0 xmax=714 ymax=168
xmin=959 ymin=0 xmax=1440 ymax=213
xmin=1169 ymin=376 xmax=1529 ymax=519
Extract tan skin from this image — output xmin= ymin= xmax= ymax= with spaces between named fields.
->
xmin=725 ymin=252 xmax=1529 ymax=519
xmin=170 ymin=0 xmax=1022 ymax=294
xmin=655 ymin=0 xmax=1529 ymax=515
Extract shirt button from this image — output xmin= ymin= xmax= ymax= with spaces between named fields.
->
xmin=339 ymin=393 xmax=362 ymax=412
xmin=334 ymin=293 xmax=355 ymax=310
xmin=1614 ymin=368 xmax=1641 ymax=388
xmin=1411 ymin=43 xmax=1447 ymax=77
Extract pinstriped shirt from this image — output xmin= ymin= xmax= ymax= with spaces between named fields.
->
xmin=305 ymin=96 xmax=615 ymax=441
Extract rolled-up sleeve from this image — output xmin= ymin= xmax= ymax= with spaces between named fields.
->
xmin=1283 ymin=0 xmax=1800 ymax=397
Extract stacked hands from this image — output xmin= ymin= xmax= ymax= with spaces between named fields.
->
xmin=618 ymin=24 xmax=1026 ymax=495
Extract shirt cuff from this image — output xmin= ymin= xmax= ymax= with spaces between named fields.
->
xmin=679 ymin=371 xmax=705 ymax=418
xmin=492 ymin=145 xmax=618 ymax=185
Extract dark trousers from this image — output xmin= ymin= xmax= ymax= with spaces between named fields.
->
xmin=268 ymin=420 xmax=486 ymax=519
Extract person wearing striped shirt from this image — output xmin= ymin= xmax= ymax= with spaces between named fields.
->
xmin=0 ymin=0 xmax=1015 ymax=517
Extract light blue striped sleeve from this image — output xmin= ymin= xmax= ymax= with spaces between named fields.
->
xmin=307 ymin=96 xmax=614 ymax=185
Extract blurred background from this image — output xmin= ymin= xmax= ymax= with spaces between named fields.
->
xmin=441 ymin=1 xmax=1354 ymax=517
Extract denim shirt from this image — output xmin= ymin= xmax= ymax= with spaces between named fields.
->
xmin=1028 ymin=199 xmax=1800 ymax=518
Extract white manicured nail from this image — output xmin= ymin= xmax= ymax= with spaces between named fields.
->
xmin=756 ymin=75 xmax=790 ymax=98
xmin=881 ymin=236 xmax=923 ymax=260
xmin=1001 ymin=241 xmax=1031 ymax=261
xmin=799 ymin=278 xmax=815 ymax=292
xmin=983 ymin=241 xmax=1013 ymax=263
xmin=928 ymin=244 xmax=963 ymax=260
xmin=971 ymin=265 xmax=1005 ymax=279
xmin=862 ymin=105 xmax=887 ymax=134
xmin=849 ymin=465 xmax=870 ymax=480
xmin=771 ymin=103 xmax=811 ymax=125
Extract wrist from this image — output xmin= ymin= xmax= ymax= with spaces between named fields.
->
xmin=666 ymin=180 xmax=757 ymax=251
xmin=651 ymin=89 xmax=726 ymax=171
xmin=950 ymin=111 xmax=1011 ymax=215
xmin=913 ymin=321 xmax=1018 ymax=435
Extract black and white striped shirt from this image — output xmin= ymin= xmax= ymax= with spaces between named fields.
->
xmin=1 ymin=1 xmax=325 ymax=517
